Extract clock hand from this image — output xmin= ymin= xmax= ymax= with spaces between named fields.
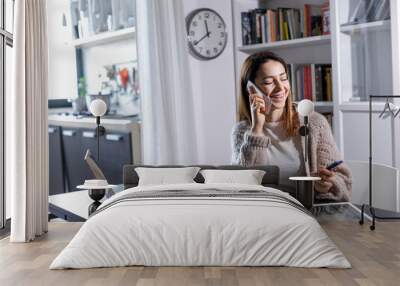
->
xmin=204 ymin=20 xmax=210 ymax=37
xmin=193 ymin=32 xmax=211 ymax=46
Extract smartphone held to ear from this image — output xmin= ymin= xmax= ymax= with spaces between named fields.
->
xmin=247 ymin=81 xmax=271 ymax=115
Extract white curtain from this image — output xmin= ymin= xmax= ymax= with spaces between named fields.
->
xmin=136 ymin=0 xmax=199 ymax=165
xmin=9 ymin=0 xmax=49 ymax=242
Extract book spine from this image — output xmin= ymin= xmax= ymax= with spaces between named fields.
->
xmin=322 ymin=1 xmax=330 ymax=35
xmin=314 ymin=65 xmax=323 ymax=101
xmin=320 ymin=65 xmax=332 ymax=101
xmin=301 ymin=66 xmax=305 ymax=100
xmin=294 ymin=9 xmax=301 ymax=38
xmin=283 ymin=21 xmax=289 ymax=40
xmin=278 ymin=8 xmax=284 ymax=41
xmin=251 ymin=10 xmax=257 ymax=44
xmin=261 ymin=14 xmax=266 ymax=43
xmin=287 ymin=9 xmax=294 ymax=40
xmin=304 ymin=66 xmax=307 ymax=100
xmin=300 ymin=9 xmax=304 ymax=37
xmin=267 ymin=10 xmax=273 ymax=42
xmin=296 ymin=67 xmax=302 ymax=101
xmin=255 ymin=9 xmax=267 ymax=43
xmin=304 ymin=5 xmax=310 ymax=37
xmin=326 ymin=66 xmax=333 ymax=101
xmin=290 ymin=64 xmax=297 ymax=100
xmin=274 ymin=10 xmax=279 ymax=41
xmin=303 ymin=66 xmax=307 ymax=100
xmin=311 ymin=64 xmax=316 ymax=101
xmin=265 ymin=13 xmax=269 ymax=43
xmin=241 ymin=12 xmax=252 ymax=45
xmin=305 ymin=65 xmax=312 ymax=100
xmin=256 ymin=12 xmax=262 ymax=43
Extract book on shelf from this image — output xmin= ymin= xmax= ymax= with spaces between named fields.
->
xmin=346 ymin=0 xmax=390 ymax=26
xmin=289 ymin=63 xmax=332 ymax=103
xmin=241 ymin=12 xmax=252 ymax=45
xmin=305 ymin=4 xmax=323 ymax=37
xmin=321 ymin=1 xmax=330 ymax=35
xmin=241 ymin=3 xmax=329 ymax=46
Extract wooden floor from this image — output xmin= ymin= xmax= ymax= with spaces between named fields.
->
xmin=0 ymin=221 xmax=399 ymax=286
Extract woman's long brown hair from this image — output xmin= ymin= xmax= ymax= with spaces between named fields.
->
xmin=238 ymin=51 xmax=299 ymax=137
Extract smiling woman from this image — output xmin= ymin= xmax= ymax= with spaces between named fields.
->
xmin=231 ymin=51 xmax=352 ymax=203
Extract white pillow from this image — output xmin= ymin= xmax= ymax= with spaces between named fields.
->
xmin=135 ymin=167 xmax=201 ymax=186
xmin=200 ymin=169 xmax=266 ymax=185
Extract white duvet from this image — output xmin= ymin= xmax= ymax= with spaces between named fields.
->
xmin=50 ymin=183 xmax=351 ymax=269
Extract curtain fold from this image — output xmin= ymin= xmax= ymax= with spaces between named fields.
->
xmin=10 ymin=0 xmax=49 ymax=242
xmin=136 ymin=0 xmax=199 ymax=165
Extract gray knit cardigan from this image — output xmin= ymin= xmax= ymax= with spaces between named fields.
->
xmin=231 ymin=112 xmax=352 ymax=202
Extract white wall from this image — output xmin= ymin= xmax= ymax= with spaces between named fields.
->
xmin=47 ymin=0 xmax=78 ymax=99
xmin=83 ymin=40 xmax=137 ymax=95
xmin=183 ymin=0 xmax=237 ymax=165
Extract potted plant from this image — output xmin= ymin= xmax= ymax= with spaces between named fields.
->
xmin=71 ymin=77 xmax=88 ymax=114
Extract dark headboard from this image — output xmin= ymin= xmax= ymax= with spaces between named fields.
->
xmin=123 ymin=165 xmax=280 ymax=189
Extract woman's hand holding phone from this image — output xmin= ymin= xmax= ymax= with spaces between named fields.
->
xmin=247 ymin=81 xmax=269 ymax=136
xmin=312 ymin=161 xmax=343 ymax=193
xmin=313 ymin=168 xmax=335 ymax=193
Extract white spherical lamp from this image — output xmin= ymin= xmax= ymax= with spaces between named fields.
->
xmin=298 ymin=99 xmax=314 ymax=117
xmin=89 ymin=99 xmax=107 ymax=162
xmin=297 ymin=99 xmax=314 ymax=165
xmin=89 ymin=99 xmax=107 ymax=117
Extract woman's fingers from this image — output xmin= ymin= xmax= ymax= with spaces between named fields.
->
xmin=317 ymin=180 xmax=332 ymax=187
xmin=313 ymin=168 xmax=336 ymax=193
xmin=250 ymin=94 xmax=263 ymax=101
xmin=252 ymin=97 xmax=265 ymax=107
xmin=314 ymin=180 xmax=333 ymax=193
xmin=250 ymin=96 xmax=266 ymax=113
xmin=319 ymin=168 xmax=335 ymax=177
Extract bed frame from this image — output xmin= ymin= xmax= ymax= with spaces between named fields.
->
xmin=122 ymin=164 xmax=293 ymax=192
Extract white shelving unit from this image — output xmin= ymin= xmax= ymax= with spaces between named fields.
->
xmin=232 ymin=1 xmax=400 ymax=209
xmin=71 ymin=27 xmax=136 ymax=48
xmin=340 ymin=19 xmax=390 ymax=34
xmin=329 ymin=0 xmax=400 ymax=195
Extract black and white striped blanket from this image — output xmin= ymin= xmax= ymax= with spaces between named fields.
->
xmin=91 ymin=188 xmax=312 ymax=218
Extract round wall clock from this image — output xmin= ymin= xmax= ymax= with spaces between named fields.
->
xmin=186 ymin=8 xmax=228 ymax=61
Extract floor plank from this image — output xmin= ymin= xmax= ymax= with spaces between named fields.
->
xmin=0 ymin=221 xmax=399 ymax=286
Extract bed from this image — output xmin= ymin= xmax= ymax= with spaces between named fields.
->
xmin=50 ymin=165 xmax=350 ymax=269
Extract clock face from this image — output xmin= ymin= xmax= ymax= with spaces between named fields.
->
xmin=186 ymin=8 xmax=227 ymax=60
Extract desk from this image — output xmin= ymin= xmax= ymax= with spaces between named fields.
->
xmin=49 ymin=185 xmax=124 ymax=221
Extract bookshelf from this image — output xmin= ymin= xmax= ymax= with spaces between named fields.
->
xmin=238 ymin=34 xmax=331 ymax=53
xmin=233 ymin=0 xmax=400 ymax=168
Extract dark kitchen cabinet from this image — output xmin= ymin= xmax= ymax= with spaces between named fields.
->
xmin=61 ymin=127 xmax=92 ymax=191
xmin=55 ymin=126 xmax=133 ymax=191
xmin=48 ymin=126 xmax=65 ymax=195
xmin=99 ymin=132 xmax=132 ymax=184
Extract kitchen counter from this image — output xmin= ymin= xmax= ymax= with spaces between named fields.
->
xmin=48 ymin=113 xmax=140 ymax=133
xmin=48 ymin=111 xmax=142 ymax=165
